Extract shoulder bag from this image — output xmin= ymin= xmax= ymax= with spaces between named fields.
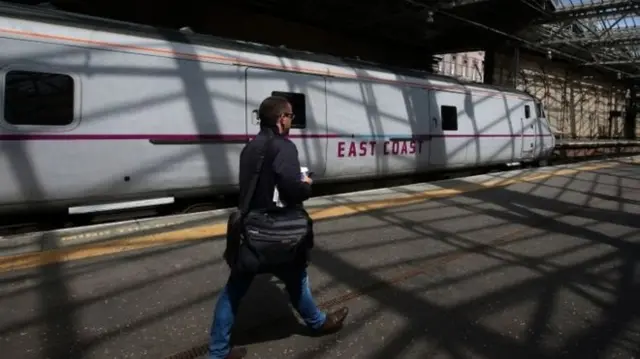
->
xmin=224 ymin=136 xmax=311 ymax=273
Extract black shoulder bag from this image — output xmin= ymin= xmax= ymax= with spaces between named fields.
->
xmin=224 ymin=136 xmax=311 ymax=273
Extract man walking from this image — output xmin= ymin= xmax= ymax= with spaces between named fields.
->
xmin=208 ymin=95 xmax=349 ymax=359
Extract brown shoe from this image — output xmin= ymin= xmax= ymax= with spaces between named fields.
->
xmin=225 ymin=347 xmax=247 ymax=359
xmin=316 ymin=307 xmax=349 ymax=333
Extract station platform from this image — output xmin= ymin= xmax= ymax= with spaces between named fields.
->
xmin=0 ymin=156 xmax=639 ymax=359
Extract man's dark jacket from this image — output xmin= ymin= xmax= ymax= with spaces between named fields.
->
xmin=224 ymin=126 xmax=314 ymax=271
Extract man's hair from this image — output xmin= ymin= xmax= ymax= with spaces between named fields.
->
xmin=258 ymin=95 xmax=290 ymax=127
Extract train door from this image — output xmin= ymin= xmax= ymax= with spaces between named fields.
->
xmin=409 ymin=86 xmax=431 ymax=173
xmin=428 ymin=89 xmax=468 ymax=168
xmin=521 ymin=102 xmax=537 ymax=159
xmin=244 ymin=67 xmax=328 ymax=178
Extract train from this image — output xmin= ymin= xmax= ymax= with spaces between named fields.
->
xmin=0 ymin=2 xmax=555 ymax=216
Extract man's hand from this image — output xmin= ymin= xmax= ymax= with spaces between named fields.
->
xmin=302 ymin=174 xmax=313 ymax=185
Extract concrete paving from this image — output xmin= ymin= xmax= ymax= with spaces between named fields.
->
xmin=0 ymin=157 xmax=638 ymax=359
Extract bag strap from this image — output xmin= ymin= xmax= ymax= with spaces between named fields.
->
xmin=239 ymin=134 xmax=275 ymax=216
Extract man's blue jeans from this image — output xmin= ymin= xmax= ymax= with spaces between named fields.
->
xmin=208 ymin=267 xmax=327 ymax=359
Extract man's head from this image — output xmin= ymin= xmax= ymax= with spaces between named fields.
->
xmin=258 ymin=95 xmax=294 ymax=135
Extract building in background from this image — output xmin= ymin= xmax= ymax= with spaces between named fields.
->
xmin=432 ymin=50 xmax=630 ymax=140
xmin=433 ymin=51 xmax=485 ymax=83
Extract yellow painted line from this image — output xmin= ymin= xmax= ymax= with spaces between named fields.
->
xmin=308 ymin=162 xmax=616 ymax=219
xmin=0 ymin=160 xmax=621 ymax=272
xmin=0 ymin=223 xmax=228 ymax=272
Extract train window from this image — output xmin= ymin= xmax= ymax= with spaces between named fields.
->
xmin=524 ymin=105 xmax=531 ymax=119
xmin=271 ymin=91 xmax=306 ymax=129
xmin=3 ymin=70 xmax=75 ymax=126
xmin=440 ymin=105 xmax=458 ymax=131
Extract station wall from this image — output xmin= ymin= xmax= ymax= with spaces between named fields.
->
xmin=490 ymin=51 xmax=633 ymax=139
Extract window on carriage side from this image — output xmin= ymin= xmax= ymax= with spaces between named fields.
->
xmin=440 ymin=105 xmax=458 ymax=131
xmin=271 ymin=91 xmax=306 ymax=129
xmin=524 ymin=104 xmax=531 ymax=119
xmin=3 ymin=70 xmax=75 ymax=126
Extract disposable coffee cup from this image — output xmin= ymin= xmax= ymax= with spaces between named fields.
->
xmin=300 ymin=166 xmax=309 ymax=180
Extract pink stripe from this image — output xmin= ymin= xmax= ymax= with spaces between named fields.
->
xmin=0 ymin=133 xmax=552 ymax=141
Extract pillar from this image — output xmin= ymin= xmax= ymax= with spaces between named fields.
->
xmin=483 ymin=50 xmax=495 ymax=85
xmin=512 ymin=46 xmax=520 ymax=88
xmin=624 ymin=85 xmax=637 ymax=139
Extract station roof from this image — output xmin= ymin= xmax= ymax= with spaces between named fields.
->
xmin=6 ymin=0 xmax=547 ymax=69
xmin=233 ymin=0 xmax=547 ymax=55
xmin=517 ymin=0 xmax=640 ymax=80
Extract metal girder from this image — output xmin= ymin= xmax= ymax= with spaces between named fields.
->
xmin=585 ymin=58 xmax=640 ymax=64
xmin=433 ymin=0 xmax=494 ymax=8
xmin=538 ymin=27 xmax=640 ymax=45
xmin=550 ymin=0 xmax=639 ymax=21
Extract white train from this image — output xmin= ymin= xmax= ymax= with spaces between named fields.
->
xmin=0 ymin=2 xmax=555 ymax=215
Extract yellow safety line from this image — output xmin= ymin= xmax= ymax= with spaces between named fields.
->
xmin=0 ymin=161 xmax=620 ymax=272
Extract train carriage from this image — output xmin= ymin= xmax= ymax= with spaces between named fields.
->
xmin=0 ymin=1 xmax=555 ymax=215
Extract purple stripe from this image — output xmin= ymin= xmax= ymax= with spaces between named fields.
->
xmin=0 ymin=133 xmax=553 ymax=141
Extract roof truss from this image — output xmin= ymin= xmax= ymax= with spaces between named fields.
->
xmin=528 ymin=0 xmax=640 ymax=78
